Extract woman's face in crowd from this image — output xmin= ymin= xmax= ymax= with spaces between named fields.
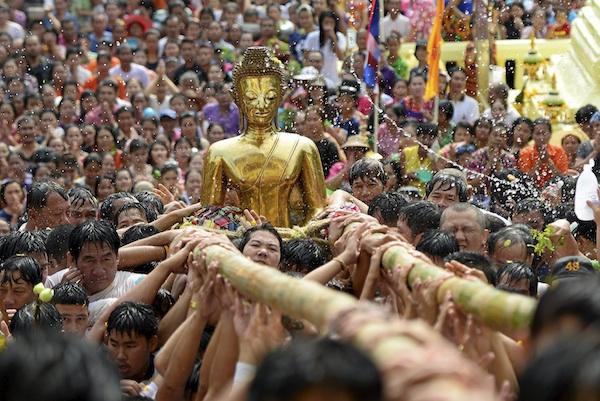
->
xmin=207 ymin=125 xmax=225 ymax=144
xmin=3 ymin=181 xmax=23 ymax=207
xmin=160 ymin=170 xmax=179 ymax=192
xmin=82 ymin=125 xmax=96 ymax=146
xmin=491 ymin=100 xmax=507 ymax=120
xmin=97 ymin=129 xmax=115 ymax=151
xmin=475 ymin=122 xmax=492 ymax=144
xmin=175 ymin=141 xmax=192 ymax=162
xmin=117 ymin=111 xmax=134 ymax=132
xmin=97 ymin=178 xmax=116 ymax=201
xmin=409 ymin=76 xmax=425 ymax=98
xmin=49 ymin=137 xmax=65 ymax=155
xmin=454 ymin=127 xmax=470 ymax=144
xmin=170 ymin=97 xmax=186 ymax=115
xmin=103 ymin=153 xmax=116 ymax=176
xmin=533 ymin=123 xmax=552 ymax=148
xmin=40 ymin=112 xmax=58 ymax=131
xmin=0 ymin=103 xmax=14 ymax=122
xmin=150 ymin=143 xmax=169 ymax=166
xmin=66 ymin=127 xmax=83 ymax=147
xmin=513 ymin=122 xmax=531 ymax=147
xmin=82 ymin=95 xmax=98 ymax=113
xmin=3 ymin=59 xmax=17 ymax=77
xmin=142 ymin=120 xmax=158 ymax=140
xmin=562 ymin=135 xmax=580 ymax=156
xmin=242 ymin=230 xmax=281 ymax=268
xmin=489 ymin=126 xmax=508 ymax=149
xmin=208 ymin=65 xmax=224 ymax=83
xmin=189 ymin=153 xmax=203 ymax=172
xmin=116 ymin=170 xmax=133 ymax=192
xmin=185 ymin=171 xmax=202 ymax=203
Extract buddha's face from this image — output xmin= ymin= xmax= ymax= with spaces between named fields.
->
xmin=239 ymin=75 xmax=280 ymax=127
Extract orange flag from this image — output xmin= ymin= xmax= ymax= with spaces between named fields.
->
xmin=424 ymin=0 xmax=444 ymax=100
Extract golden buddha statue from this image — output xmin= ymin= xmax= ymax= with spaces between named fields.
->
xmin=201 ymin=47 xmax=326 ymax=227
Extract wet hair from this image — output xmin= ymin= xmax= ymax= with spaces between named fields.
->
xmin=238 ymin=223 xmax=284 ymax=255
xmin=490 ymin=169 xmax=538 ymax=213
xmin=9 ymin=301 xmax=63 ymax=337
xmin=0 ymin=255 xmax=42 ymax=286
xmin=248 ymin=337 xmax=382 ymax=401
xmin=52 ymin=281 xmax=89 ymax=306
xmin=512 ymin=198 xmax=547 ymax=224
xmin=99 ymin=192 xmax=138 ymax=221
xmin=128 ymin=138 xmax=148 ymax=155
xmin=487 ymin=226 xmax=534 ymax=259
xmin=68 ymin=186 xmax=98 ymax=210
xmin=0 ymin=330 xmax=121 ymax=401
xmin=0 ymin=231 xmax=47 ymax=262
xmin=397 ymin=201 xmax=441 ymax=238
xmin=438 ymin=100 xmax=454 ymax=121
xmin=121 ymin=224 xmax=160 ymax=246
xmin=575 ymin=104 xmax=598 ymax=126
xmin=26 ymin=181 xmax=68 ymax=211
xmin=425 ymin=173 xmax=469 ymax=202
xmin=46 ymin=224 xmax=76 ymax=266
xmin=152 ymin=289 xmax=175 ymax=319
xmin=367 ymin=192 xmax=409 ymax=226
xmin=83 ymin=152 xmax=103 ymax=169
xmin=113 ymin=202 xmax=148 ymax=227
xmin=486 ymin=213 xmax=507 ymax=233
xmin=134 ymin=191 xmax=164 ymax=219
xmin=68 ymin=220 xmax=120 ymax=261
xmin=106 ymin=301 xmax=159 ymax=340
xmin=415 ymin=230 xmax=459 ymax=260
xmin=445 ymin=251 xmax=496 ymax=285
xmin=496 ymin=262 xmax=537 ymax=297
xmin=281 ymin=239 xmax=329 ymax=274
xmin=349 ymin=158 xmax=387 ymax=186
xmin=532 ymin=277 xmax=600 ymax=343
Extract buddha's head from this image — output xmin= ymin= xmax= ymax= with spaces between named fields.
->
xmin=232 ymin=47 xmax=285 ymax=128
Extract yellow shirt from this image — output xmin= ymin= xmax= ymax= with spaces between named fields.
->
xmin=402 ymin=145 xmax=432 ymax=195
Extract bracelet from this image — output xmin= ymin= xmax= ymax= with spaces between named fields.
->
xmin=233 ymin=362 xmax=256 ymax=385
xmin=163 ymin=245 xmax=169 ymax=258
xmin=333 ymin=256 xmax=347 ymax=271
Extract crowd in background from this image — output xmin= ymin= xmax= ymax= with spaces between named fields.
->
xmin=0 ymin=1 xmax=600 ymax=401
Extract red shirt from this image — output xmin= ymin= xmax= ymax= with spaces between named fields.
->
xmin=518 ymin=144 xmax=569 ymax=187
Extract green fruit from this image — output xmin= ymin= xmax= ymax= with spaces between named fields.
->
xmin=39 ymin=288 xmax=54 ymax=303
xmin=33 ymin=283 xmax=45 ymax=295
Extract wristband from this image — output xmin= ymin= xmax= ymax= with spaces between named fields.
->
xmin=163 ymin=245 xmax=169 ymax=258
xmin=233 ymin=362 xmax=256 ymax=384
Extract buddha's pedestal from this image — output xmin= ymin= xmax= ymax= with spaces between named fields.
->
xmin=553 ymin=0 xmax=600 ymax=108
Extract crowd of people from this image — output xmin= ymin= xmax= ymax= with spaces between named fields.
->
xmin=0 ymin=0 xmax=599 ymax=400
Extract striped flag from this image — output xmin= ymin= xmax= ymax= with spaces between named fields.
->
xmin=364 ymin=0 xmax=380 ymax=89
xmin=424 ymin=0 xmax=444 ymax=100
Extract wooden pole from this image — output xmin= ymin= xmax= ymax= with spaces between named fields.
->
xmin=195 ymin=241 xmax=499 ymax=400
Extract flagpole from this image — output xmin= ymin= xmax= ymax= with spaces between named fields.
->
xmin=373 ymin=0 xmax=384 ymax=153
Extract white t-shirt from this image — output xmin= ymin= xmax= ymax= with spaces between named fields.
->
xmin=47 ymin=270 xmax=146 ymax=324
xmin=482 ymin=105 xmax=521 ymax=127
xmin=302 ymin=30 xmax=346 ymax=87
xmin=382 ymin=14 xmax=411 ymax=39
xmin=110 ymin=63 xmax=150 ymax=87
xmin=450 ymin=95 xmax=480 ymax=125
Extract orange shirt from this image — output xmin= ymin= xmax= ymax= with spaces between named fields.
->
xmin=518 ymin=144 xmax=569 ymax=187
xmin=83 ymin=75 xmax=128 ymax=99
